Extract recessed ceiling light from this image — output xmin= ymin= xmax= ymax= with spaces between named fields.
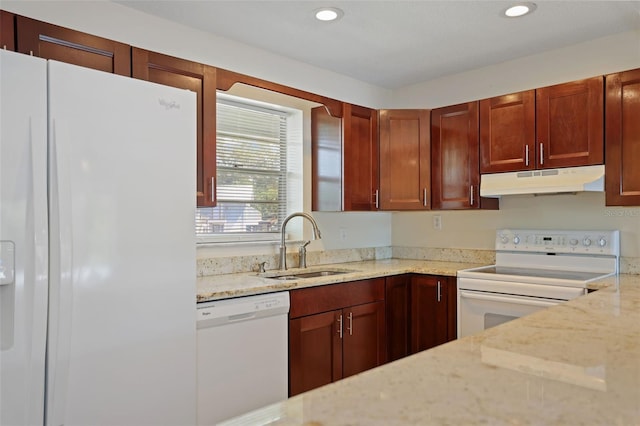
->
xmin=315 ymin=7 xmax=344 ymax=22
xmin=504 ymin=3 xmax=537 ymax=18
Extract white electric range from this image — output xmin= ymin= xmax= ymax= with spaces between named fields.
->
xmin=457 ymin=229 xmax=620 ymax=338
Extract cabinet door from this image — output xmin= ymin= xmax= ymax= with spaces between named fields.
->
xmin=15 ymin=16 xmax=130 ymax=75
xmin=1 ymin=11 xmax=15 ymax=51
xmin=342 ymin=301 xmax=386 ymax=378
xmin=536 ymin=77 xmax=604 ymax=169
xmin=379 ymin=109 xmax=431 ymax=210
xmin=606 ymin=69 xmax=640 ymax=206
xmin=343 ymin=104 xmax=379 ymax=211
xmin=480 ymin=90 xmax=536 ymax=173
xmin=289 ymin=310 xmax=342 ymax=396
xmin=311 ymin=106 xmax=342 ymax=211
xmin=385 ymin=275 xmax=410 ymax=362
xmin=132 ymin=48 xmax=217 ymax=207
xmin=311 ymin=103 xmax=379 ymax=211
xmin=432 ymin=101 xmax=497 ymax=210
xmin=411 ymin=276 xmax=448 ymax=353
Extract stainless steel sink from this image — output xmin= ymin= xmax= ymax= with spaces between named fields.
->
xmin=293 ymin=270 xmax=349 ymax=279
xmin=262 ymin=269 xmax=353 ymax=280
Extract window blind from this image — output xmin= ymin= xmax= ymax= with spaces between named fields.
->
xmin=196 ymin=98 xmax=288 ymax=235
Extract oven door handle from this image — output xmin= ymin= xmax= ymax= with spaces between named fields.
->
xmin=459 ymin=290 xmax=561 ymax=308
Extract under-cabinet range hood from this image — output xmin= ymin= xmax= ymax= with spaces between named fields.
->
xmin=480 ymin=165 xmax=605 ymax=197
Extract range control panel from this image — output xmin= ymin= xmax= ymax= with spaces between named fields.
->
xmin=495 ymin=229 xmax=620 ymax=255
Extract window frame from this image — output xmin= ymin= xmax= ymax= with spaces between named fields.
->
xmin=196 ymin=92 xmax=300 ymax=245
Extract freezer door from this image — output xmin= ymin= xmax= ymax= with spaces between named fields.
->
xmin=0 ymin=51 xmax=49 ymax=426
xmin=46 ymin=61 xmax=197 ymax=426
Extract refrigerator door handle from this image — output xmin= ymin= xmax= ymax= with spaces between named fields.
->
xmin=47 ymin=119 xmax=75 ymax=426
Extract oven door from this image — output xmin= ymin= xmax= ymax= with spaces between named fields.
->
xmin=458 ymin=289 xmax=562 ymax=338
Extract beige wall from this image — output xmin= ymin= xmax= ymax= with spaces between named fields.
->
xmin=392 ymin=193 xmax=640 ymax=258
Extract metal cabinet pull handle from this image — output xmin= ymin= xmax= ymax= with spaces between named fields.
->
xmin=437 ymin=281 xmax=442 ymax=302
xmin=423 ymin=188 xmax=428 ymax=207
xmin=525 ymin=145 xmax=530 ymax=166
xmin=374 ymin=189 xmax=379 ymax=209
xmin=347 ymin=312 xmax=353 ymax=336
xmin=539 ymin=143 xmax=544 ymax=165
xmin=337 ymin=314 xmax=343 ymax=339
xmin=210 ymin=176 xmax=216 ymax=203
xmin=470 ymin=185 xmax=474 ymax=206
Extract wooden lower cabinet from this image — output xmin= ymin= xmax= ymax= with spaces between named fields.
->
xmin=289 ymin=310 xmax=342 ymax=395
xmin=289 ymin=279 xmax=386 ymax=396
xmin=385 ymin=275 xmax=411 ymax=362
xmin=385 ymin=274 xmax=456 ymax=362
xmin=411 ymin=275 xmax=456 ymax=352
xmin=342 ymin=301 xmax=386 ymax=378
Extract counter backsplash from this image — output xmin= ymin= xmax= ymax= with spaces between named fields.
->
xmin=197 ymin=246 xmax=639 ymax=277
xmin=197 ymin=246 xmax=491 ymax=277
xmin=197 ymin=246 xmax=392 ymax=277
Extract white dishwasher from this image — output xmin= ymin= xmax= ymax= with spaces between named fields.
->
xmin=196 ymin=291 xmax=290 ymax=425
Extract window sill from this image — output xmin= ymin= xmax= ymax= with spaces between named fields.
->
xmin=197 ymin=232 xmax=285 ymax=246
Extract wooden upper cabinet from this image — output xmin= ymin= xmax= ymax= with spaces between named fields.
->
xmin=432 ymin=101 xmax=497 ymax=210
xmin=605 ymin=68 xmax=640 ymax=206
xmin=379 ymin=109 xmax=431 ymax=210
xmin=536 ymin=76 xmax=604 ymax=169
xmin=480 ymin=90 xmax=536 ymax=173
xmin=343 ymin=104 xmax=379 ymax=211
xmin=15 ymin=16 xmax=130 ymax=75
xmin=132 ymin=48 xmax=217 ymax=207
xmin=312 ymin=103 xmax=378 ymax=211
xmin=1 ymin=11 xmax=15 ymax=51
xmin=312 ymin=106 xmax=342 ymax=211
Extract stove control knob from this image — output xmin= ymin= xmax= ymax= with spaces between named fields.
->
xmin=500 ymin=234 xmax=509 ymax=244
xmin=570 ymin=239 xmax=579 ymax=246
xmin=583 ymin=237 xmax=592 ymax=247
xmin=513 ymin=235 xmax=521 ymax=245
xmin=598 ymin=237 xmax=607 ymax=247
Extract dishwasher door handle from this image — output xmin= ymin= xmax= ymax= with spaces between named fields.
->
xmin=228 ymin=312 xmax=257 ymax=322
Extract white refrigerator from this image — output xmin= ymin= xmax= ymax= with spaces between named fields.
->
xmin=0 ymin=50 xmax=197 ymax=426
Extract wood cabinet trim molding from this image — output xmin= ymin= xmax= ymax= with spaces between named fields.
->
xmin=216 ymin=68 xmax=343 ymax=118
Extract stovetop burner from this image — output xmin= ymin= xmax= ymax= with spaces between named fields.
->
xmin=458 ymin=229 xmax=620 ymax=288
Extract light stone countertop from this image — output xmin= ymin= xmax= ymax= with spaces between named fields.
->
xmin=196 ymin=259 xmax=483 ymax=302
xmin=220 ymin=274 xmax=640 ymax=425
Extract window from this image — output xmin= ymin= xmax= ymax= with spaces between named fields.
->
xmin=196 ymin=94 xmax=297 ymax=242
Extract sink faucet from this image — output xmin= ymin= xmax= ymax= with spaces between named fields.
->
xmin=279 ymin=212 xmax=321 ymax=270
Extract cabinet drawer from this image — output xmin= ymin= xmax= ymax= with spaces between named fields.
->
xmin=290 ymin=278 xmax=385 ymax=318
